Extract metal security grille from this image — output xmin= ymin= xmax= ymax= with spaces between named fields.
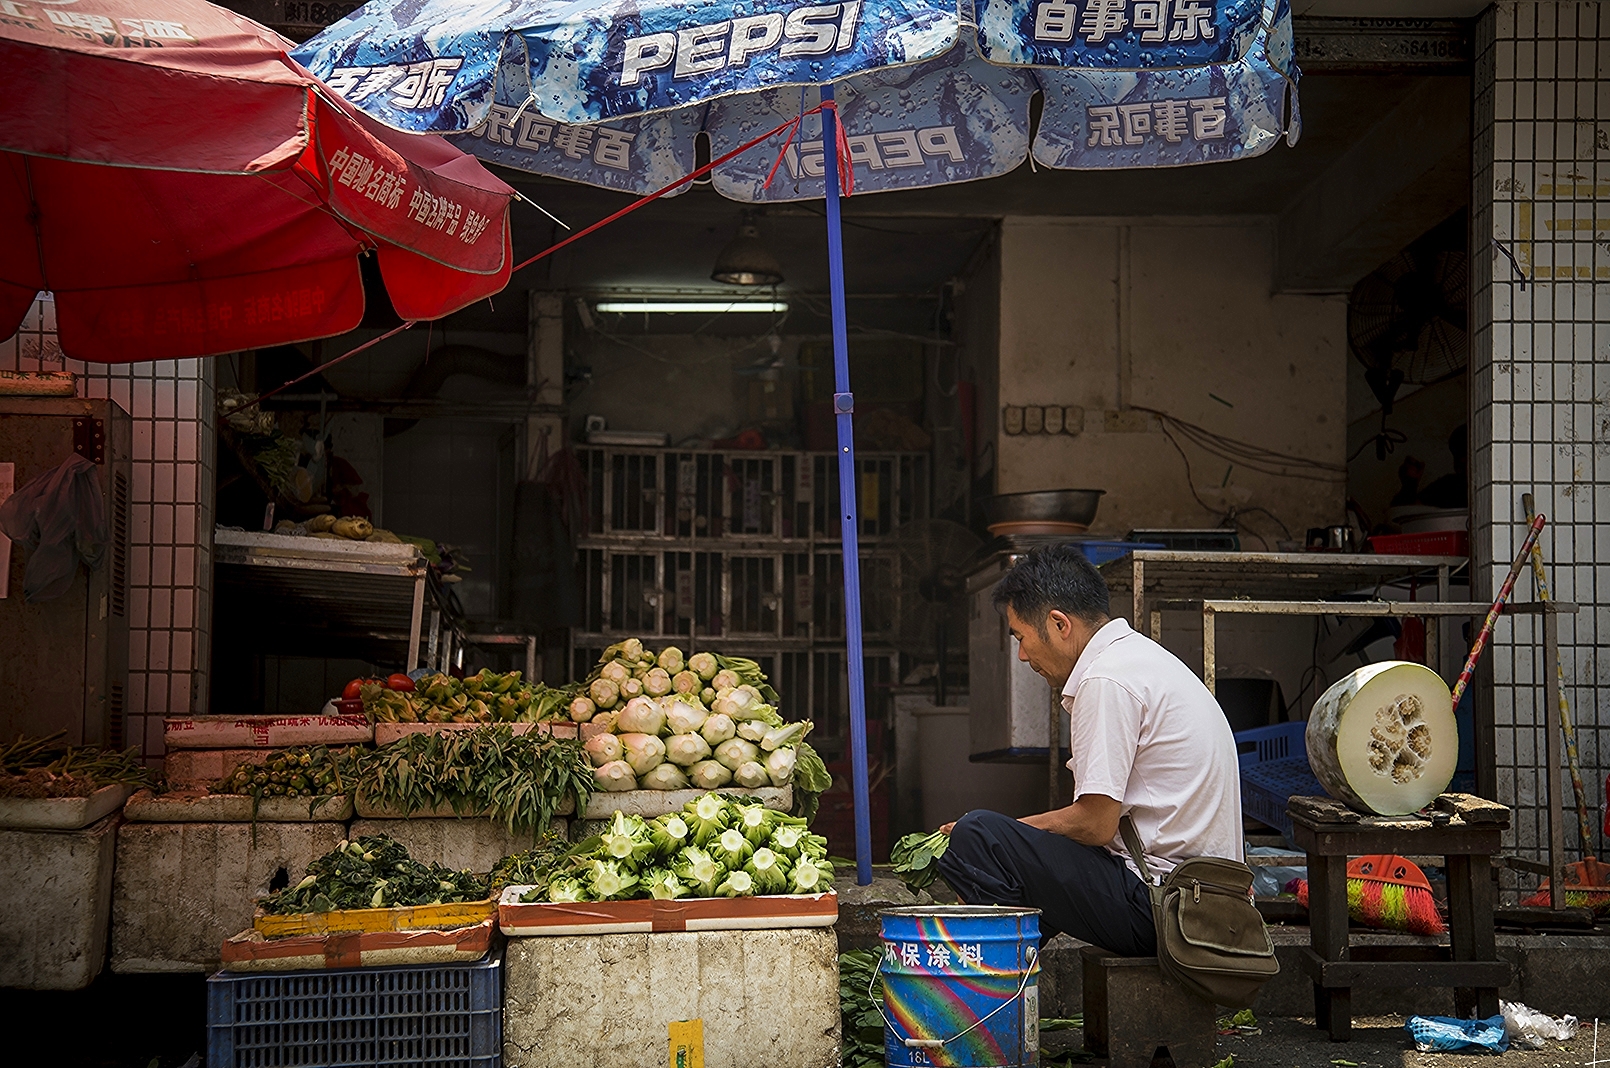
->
xmin=570 ymin=446 xmax=926 ymax=738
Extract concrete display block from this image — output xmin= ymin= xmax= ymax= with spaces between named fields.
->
xmin=504 ymin=928 xmax=839 ymax=1068
xmin=162 ymin=748 xmax=270 ymax=787
xmin=111 ymin=820 xmax=344 ymax=973
xmin=348 ymin=817 xmax=567 ymax=873
xmin=0 ymin=814 xmax=118 ymax=990
xmin=580 ymin=785 xmax=790 ymax=821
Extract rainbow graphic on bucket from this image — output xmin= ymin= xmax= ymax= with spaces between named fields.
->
xmin=878 ymin=905 xmax=1041 ymax=1068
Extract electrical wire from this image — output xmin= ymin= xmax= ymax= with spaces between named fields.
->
xmin=1134 ymin=405 xmax=1347 ymax=482
xmin=1156 ymin=422 xmax=1293 ymax=551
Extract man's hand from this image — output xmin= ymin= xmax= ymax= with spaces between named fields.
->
xmin=1018 ymin=793 xmax=1121 ymax=846
xmin=938 ymin=821 xmax=955 ymax=835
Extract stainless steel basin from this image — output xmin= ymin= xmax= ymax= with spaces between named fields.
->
xmin=980 ymin=489 xmax=1105 ymax=527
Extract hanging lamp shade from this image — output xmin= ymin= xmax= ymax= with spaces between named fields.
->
xmin=711 ymin=219 xmax=783 ymax=286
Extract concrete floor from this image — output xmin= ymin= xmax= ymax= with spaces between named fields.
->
xmin=1041 ymin=1014 xmax=1604 ymax=1068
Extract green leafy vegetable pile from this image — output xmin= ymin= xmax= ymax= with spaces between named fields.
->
xmin=364 ymin=669 xmax=577 ymax=724
xmin=212 ymin=745 xmax=353 ymax=801
xmin=518 ymin=792 xmax=835 ymax=903
xmin=351 ymin=725 xmax=593 ymax=837
xmin=567 ymin=639 xmax=833 ymax=821
xmin=839 ymin=949 xmax=888 ymax=1068
xmin=0 ymin=732 xmax=158 ymax=798
xmin=489 ymin=831 xmax=576 ymax=894
xmin=259 ymin=834 xmax=488 ymax=914
xmin=889 ymin=830 xmax=951 ymax=894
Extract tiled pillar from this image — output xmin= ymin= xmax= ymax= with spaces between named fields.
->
xmin=1 ymin=296 xmax=215 ymax=759
xmin=1471 ymin=3 xmax=1607 ymax=866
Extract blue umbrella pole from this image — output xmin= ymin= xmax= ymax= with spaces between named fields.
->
xmin=820 ymin=83 xmax=873 ymax=887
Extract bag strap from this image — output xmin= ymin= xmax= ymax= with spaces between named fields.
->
xmin=1119 ymin=814 xmax=1160 ymax=886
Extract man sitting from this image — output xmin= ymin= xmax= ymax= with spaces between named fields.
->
xmin=938 ymin=543 xmax=1242 ymax=955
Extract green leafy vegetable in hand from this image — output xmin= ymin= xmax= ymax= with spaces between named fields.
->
xmin=791 ymin=741 xmax=832 ymax=822
xmin=890 ymin=829 xmax=951 ymax=893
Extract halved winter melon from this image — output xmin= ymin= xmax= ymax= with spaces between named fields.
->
xmin=1306 ymin=661 xmax=1456 ymax=816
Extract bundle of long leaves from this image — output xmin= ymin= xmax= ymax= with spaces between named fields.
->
xmin=890 ymin=830 xmax=950 ymax=894
xmin=0 ymin=732 xmax=158 ymax=798
xmin=260 ymin=834 xmax=487 ymax=914
xmin=352 ymin=725 xmax=593 ymax=836
xmin=839 ymin=950 xmax=887 ymax=1068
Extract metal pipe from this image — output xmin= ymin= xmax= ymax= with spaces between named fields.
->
xmin=822 ymin=84 xmax=874 ymax=886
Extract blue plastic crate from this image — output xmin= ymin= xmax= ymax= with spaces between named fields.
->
xmin=1079 ymin=541 xmax=1166 ymax=566
xmin=1235 ymin=722 xmax=1325 ymax=842
xmin=208 ymin=952 xmax=502 ymax=1068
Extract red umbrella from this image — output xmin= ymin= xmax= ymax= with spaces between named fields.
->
xmin=0 ymin=0 xmax=515 ymax=363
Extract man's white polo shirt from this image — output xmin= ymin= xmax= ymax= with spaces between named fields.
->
xmin=1061 ymin=617 xmax=1243 ymax=878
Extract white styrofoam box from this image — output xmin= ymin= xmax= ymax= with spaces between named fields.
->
xmin=162 ymin=748 xmax=270 ymax=787
xmin=503 ymin=927 xmax=839 ymax=1068
xmin=111 ymin=820 xmax=345 ymax=973
xmin=163 ymin=714 xmax=371 ymax=749
xmin=123 ymin=789 xmax=353 ymax=823
xmin=0 ymin=814 xmax=118 ymax=989
xmin=0 ymin=784 xmax=133 ymax=830
xmin=347 ymin=817 xmax=568 ymax=875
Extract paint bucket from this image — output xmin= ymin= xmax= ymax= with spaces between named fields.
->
xmin=877 ymin=905 xmax=1041 ymax=1068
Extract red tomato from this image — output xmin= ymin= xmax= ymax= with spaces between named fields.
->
xmin=342 ymin=678 xmax=365 ymax=700
xmin=386 ymin=673 xmax=416 ymax=692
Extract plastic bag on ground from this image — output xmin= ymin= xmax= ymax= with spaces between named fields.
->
xmin=0 ymin=453 xmax=105 ymax=602
xmin=1502 ymin=1000 xmax=1578 ymax=1049
xmin=1406 ymin=1014 xmax=1509 ymax=1052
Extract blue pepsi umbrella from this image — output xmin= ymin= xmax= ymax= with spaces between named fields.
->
xmin=296 ymin=0 xmax=1298 ymax=884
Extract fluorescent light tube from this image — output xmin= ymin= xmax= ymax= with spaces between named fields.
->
xmin=595 ymin=300 xmax=788 ymax=314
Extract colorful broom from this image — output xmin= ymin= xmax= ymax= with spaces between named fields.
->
xmin=1519 ymin=858 xmax=1610 ymax=916
xmin=1293 ymin=855 xmax=1446 ymax=935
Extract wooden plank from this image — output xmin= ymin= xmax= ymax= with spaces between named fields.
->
xmin=1493 ymin=905 xmax=1598 ymax=930
xmin=1292 ymin=824 xmax=1507 ymax=857
xmin=1298 ymin=950 xmax=1512 ymax=988
xmin=1288 ymin=796 xmax=1362 ymax=825
xmin=1434 ymin=793 xmax=1510 ymax=825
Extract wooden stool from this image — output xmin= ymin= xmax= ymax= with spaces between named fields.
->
xmin=1081 ymin=947 xmax=1217 ymax=1068
xmin=1288 ymin=794 xmax=1514 ymax=1041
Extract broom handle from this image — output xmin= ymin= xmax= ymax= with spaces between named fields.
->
xmin=1522 ymin=493 xmax=1594 ymax=856
xmin=1449 ymin=513 xmax=1546 ymax=710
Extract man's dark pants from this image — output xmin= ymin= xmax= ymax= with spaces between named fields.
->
xmin=936 ymin=809 xmax=1157 ymax=957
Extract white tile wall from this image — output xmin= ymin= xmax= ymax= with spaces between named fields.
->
xmin=1473 ymin=2 xmax=1608 ymax=872
xmin=2 ymin=295 xmax=214 ymax=759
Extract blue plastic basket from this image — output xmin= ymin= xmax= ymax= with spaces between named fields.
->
xmin=207 ymin=952 xmax=502 ymax=1068
xmin=1235 ymin=722 xmax=1325 ymax=842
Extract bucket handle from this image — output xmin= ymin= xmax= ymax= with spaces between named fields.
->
xmin=872 ymin=946 xmax=1039 ymax=1051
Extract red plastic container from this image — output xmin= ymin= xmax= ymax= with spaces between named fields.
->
xmin=1368 ymin=530 xmax=1469 ymax=557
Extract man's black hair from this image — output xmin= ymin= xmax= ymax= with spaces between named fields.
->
xmin=992 ymin=543 xmax=1112 ymax=634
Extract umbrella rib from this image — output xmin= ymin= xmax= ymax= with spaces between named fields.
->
xmin=22 ymin=158 xmax=51 ymax=292
xmin=510 ymin=104 xmax=835 ymax=277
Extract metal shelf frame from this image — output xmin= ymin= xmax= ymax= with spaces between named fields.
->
xmin=213 ymin=530 xmax=467 ymax=673
xmin=1100 ymin=548 xmax=1578 ymax=912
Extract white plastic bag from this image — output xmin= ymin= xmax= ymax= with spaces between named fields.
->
xmin=1502 ymin=1000 xmax=1578 ymax=1049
